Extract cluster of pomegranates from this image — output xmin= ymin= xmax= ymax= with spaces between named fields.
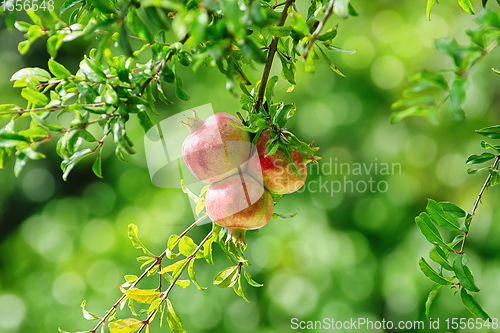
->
xmin=181 ymin=111 xmax=309 ymax=246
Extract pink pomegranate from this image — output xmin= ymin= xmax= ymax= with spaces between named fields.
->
xmin=246 ymin=131 xmax=308 ymax=194
xmin=206 ymin=171 xmax=274 ymax=246
xmin=181 ymin=111 xmax=251 ymax=183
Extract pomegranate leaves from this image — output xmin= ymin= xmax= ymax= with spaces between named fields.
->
xmin=415 ymin=128 xmax=500 ymax=320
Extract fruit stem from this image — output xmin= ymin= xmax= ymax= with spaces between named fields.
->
xmin=225 ymin=227 xmax=247 ymax=247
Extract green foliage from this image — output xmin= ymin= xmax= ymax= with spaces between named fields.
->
xmin=392 ymin=9 xmax=500 ymax=123
xmin=414 ymin=125 xmax=500 ymax=320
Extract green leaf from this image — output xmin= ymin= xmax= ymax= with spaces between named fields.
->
xmin=213 ymin=266 xmax=239 ymax=288
xmin=179 ymin=236 xmax=203 ymax=258
xmin=188 ymin=259 xmax=206 ymax=291
xmin=304 ymin=47 xmax=315 ymax=73
xmin=429 ymin=246 xmax=453 ymax=271
xmin=418 ymin=257 xmax=455 ymax=285
xmin=0 ymin=132 xmax=29 ymax=148
xmin=466 ymin=152 xmax=496 ymax=165
xmin=14 ymin=151 xmax=28 ymax=177
xmin=92 ymin=149 xmax=102 ymax=178
xmin=26 ymin=10 xmax=42 ymax=26
xmin=449 ymin=77 xmax=467 ymax=120
xmin=460 ymin=289 xmax=491 ymax=320
xmin=448 ymin=234 xmax=465 ymax=248
xmin=60 ymin=148 xmax=93 ymax=180
xmin=103 ymin=84 xmax=118 ymax=104
xmin=427 ymin=0 xmax=436 ymax=20
xmin=18 ymin=41 xmax=30 ymax=55
xmin=81 ymin=300 xmax=100 ymax=321
xmin=415 ymin=213 xmax=453 ymax=251
xmin=243 ymin=267 xmax=263 ymax=287
xmin=267 ymin=26 xmax=293 ymax=37
xmin=203 ymin=234 xmax=214 ymax=265
xmin=47 ymin=35 xmax=65 ymax=59
xmin=128 ymin=224 xmax=155 ymax=257
xmin=453 ymin=255 xmax=480 ymax=292
xmin=439 ymin=202 xmax=466 ymax=218
xmin=109 ymin=319 xmax=142 ymax=333
xmin=125 ymin=288 xmax=161 ymax=304
xmin=290 ymin=11 xmax=310 ymax=35
xmin=264 ymin=75 xmax=278 ymax=105
xmin=458 ymin=0 xmax=475 ymax=15
xmin=160 ymin=259 xmax=187 ymax=275
xmin=80 ymin=58 xmax=107 ymax=82
xmin=318 ymin=46 xmax=345 ymax=77
xmin=173 ymin=62 xmax=190 ymax=101
xmin=21 ymin=88 xmax=49 ymax=106
xmin=48 ymin=59 xmax=71 ymax=79
xmin=426 ymin=284 xmax=444 ymax=320
xmin=390 ymin=106 xmax=428 ymax=124
xmin=11 ymin=68 xmax=51 ymax=82
xmin=334 ymin=0 xmax=350 ymax=19
xmin=317 ymin=26 xmax=338 ymax=42
xmin=476 ymin=125 xmax=500 ymax=139
xmin=60 ymin=0 xmax=85 ymax=15
xmin=426 ymin=199 xmax=461 ymax=231
xmin=238 ymin=39 xmax=266 ymax=64
xmin=166 ymin=299 xmax=186 ymax=333
xmin=118 ymin=24 xmax=134 ymax=58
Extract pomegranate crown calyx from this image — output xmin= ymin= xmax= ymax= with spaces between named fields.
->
xmin=180 ymin=109 xmax=202 ymax=132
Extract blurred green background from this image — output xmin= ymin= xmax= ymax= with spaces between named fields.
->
xmin=1 ymin=0 xmax=500 ymax=332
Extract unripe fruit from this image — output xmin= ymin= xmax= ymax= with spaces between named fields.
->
xmin=247 ymin=131 xmax=308 ymax=194
xmin=206 ymin=171 xmax=274 ymax=246
xmin=181 ymin=111 xmax=252 ymax=183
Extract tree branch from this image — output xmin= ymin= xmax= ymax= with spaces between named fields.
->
xmin=255 ymin=0 xmax=295 ymax=110
xmin=136 ymin=229 xmax=214 ymax=333
xmin=459 ymin=155 xmax=500 ymax=254
xmin=88 ymin=215 xmax=208 ymax=333
xmin=302 ymin=0 xmax=335 ymax=61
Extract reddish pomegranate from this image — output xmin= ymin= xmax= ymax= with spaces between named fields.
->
xmin=206 ymin=171 xmax=274 ymax=246
xmin=181 ymin=111 xmax=251 ymax=183
xmin=246 ymin=131 xmax=308 ymax=194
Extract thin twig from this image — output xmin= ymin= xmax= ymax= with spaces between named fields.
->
xmin=0 ymin=103 xmax=105 ymax=116
xmin=89 ymin=215 xmax=208 ymax=333
xmin=302 ymin=0 xmax=335 ymax=61
xmin=459 ymin=155 xmax=500 ymax=254
xmin=136 ymin=230 xmax=214 ymax=333
xmin=255 ymin=0 xmax=295 ymax=111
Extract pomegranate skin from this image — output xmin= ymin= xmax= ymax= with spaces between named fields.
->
xmin=182 ymin=112 xmax=251 ymax=183
xmin=206 ymin=172 xmax=274 ymax=245
xmin=246 ymin=131 xmax=307 ymax=194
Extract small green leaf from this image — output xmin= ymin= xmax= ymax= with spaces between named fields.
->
xmin=272 ymin=209 xmax=299 ymax=219
xmin=453 ymin=255 xmax=480 ymax=292
xmin=458 ymin=0 xmax=475 ymax=15
xmin=427 ymin=0 xmax=436 ymax=20
xmin=425 ymin=283 xmax=444 ymax=320
xmin=439 ymin=202 xmax=466 ymax=218
xmin=429 ymin=246 xmax=453 ymax=271
xmin=238 ymin=38 xmax=266 ymax=64
xmin=213 ymin=266 xmax=239 ymax=288
xmin=47 ymin=35 xmax=65 ymax=59
xmin=476 ymin=125 xmax=500 ymax=139
xmin=11 ymin=68 xmax=51 ymax=82
xmin=318 ymin=46 xmax=345 ymax=76
xmin=418 ymin=257 xmax=455 ymax=285
xmin=81 ymin=300 xmax=100 ymax=321
xmin=466 ymin=152 xmax=496 ymax=165
xmin=18 ymin=41 xmax=30 ymax=55
xmin=290 ymin=11 xmax=310 ymax=35
xmin=60 ymin=0 xmax=85 ymax=15
xmin=449 ymin=77 xmax=467 ymax=120
xmin=166 ymin=299 xmax=186 ymax=333
xmin=109 ymin=319 xmax=142 ymax=333
xmin=179 ymin=236 xmax=203 ymax=258
xmin=267 ymin=26 xmax=293 ymax=37
xmin=317 ymin=26 xmax=338 ymax=42
xmin=173 ymin=63 xmax=190 ymax=101
xmin=61 ymin=148 xmax=93 ymax=181
xmin=125 ymin=288 xmax=161 ymax=304
xmin=415 ymin=213 xmax=453 ymax=251
xmin=460 ymin=289 xmax=491 ymax=320
xmin=188 ymin=259 xmax=206 ymax=291
xmin=92 ymin=149 xmax=102 ymax=178
xmin=128 ymin=224 xmax=155 ymax=257
xmin=48 ymin=59 xmax=71 ymax=79
xmin=243 ymin=267 xmax=263 ymax=287
xmin=426 ymin=199 xmax=461 ymax=231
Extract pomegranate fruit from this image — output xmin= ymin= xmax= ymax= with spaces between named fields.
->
xmin=181 ymin=111 xmax=251 ymax=183
xmin=206 ymin=171 xmax=274 ymax=246
xmin=246 ymin=131 xmax=308 ymax=194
